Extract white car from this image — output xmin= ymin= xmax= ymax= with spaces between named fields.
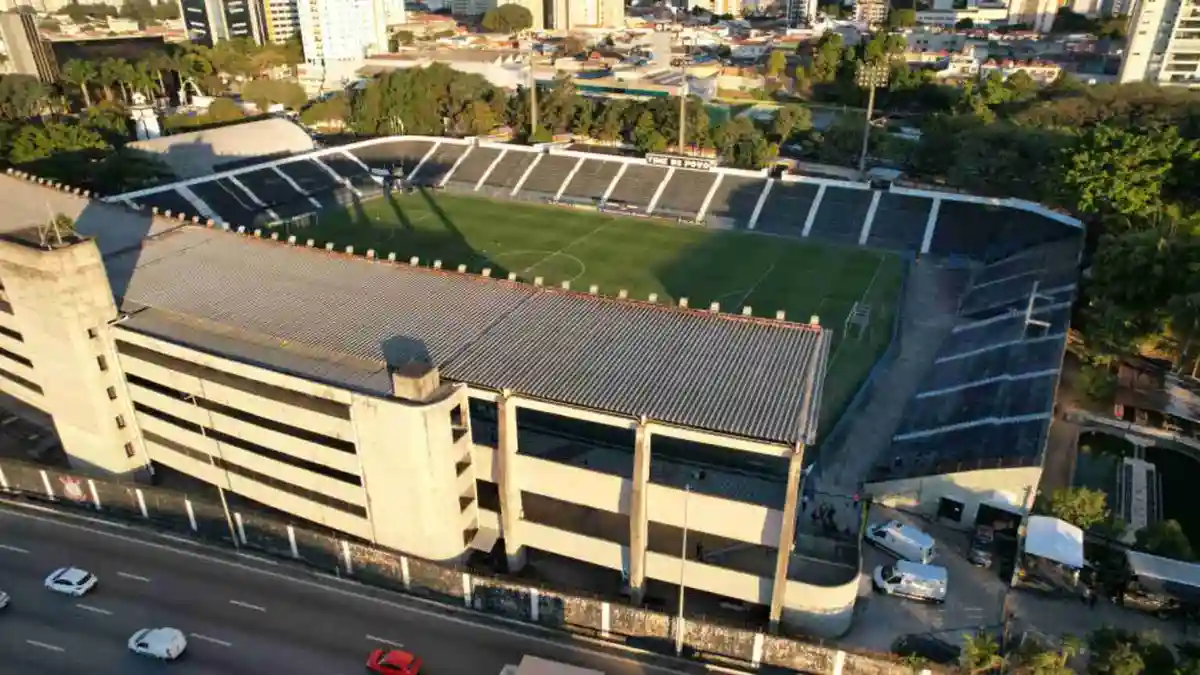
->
xmin=128 ymin=627 xmax=187 ymax=660
xmin=44 ymin=567 xmax=98 ymax=596
xmin=0 ymin=590 xmax=9 ymax=609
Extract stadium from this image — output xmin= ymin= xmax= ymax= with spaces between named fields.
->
xmin=0 ymin=118 xmax=1081 ymax=638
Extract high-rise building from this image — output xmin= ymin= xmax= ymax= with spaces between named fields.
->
xmin=854 ymin=0 xmax=887 ymax=25
xmin=547 ymin=0 xmax=623 ymax=28
xmin=178 ymin=0 xmax=266 ymax=46
xmin=1120 ymin=0 xmax=1200 ymax=85
xmin=263 ymin=0 xmax=302 ymax=43
xmin=297 ymin=0 xmax=387 ymax=64
xmin=0 ymin=10 xmax=57 ymax=83
xmin=786 ymin=0 xmax=817 ymax=26
xmin=1005 ymin=0 xmax=1057 ymax=32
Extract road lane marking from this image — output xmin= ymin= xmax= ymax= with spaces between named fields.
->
xmin=229 ymin=599 xmax=266 ymax=612
xmin=189 ymin=633 xmax=233 ymax=647
xmin=76 ymin=603 xmax=114 ymax=616
xmin=118 ymin=572 xmax=151 ymax=582
xmin=26 ymin=640 xmax=65 ymax=652
xmin=0 ymin=544 xmax=29 ymax=553
xmin=366 ymin=634 xmax=404 ymax=647
xmin=0 ymin=502 xmax=730 ymax=675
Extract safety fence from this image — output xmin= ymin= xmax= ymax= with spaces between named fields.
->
xmin=0 ymin=457 xmax=933 ymax=675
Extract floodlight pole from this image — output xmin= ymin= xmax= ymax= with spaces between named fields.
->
xmin=855 ymin=62 xmax=889 ymax=177
xmin=526 ymin=49 xmax=538 ymax=137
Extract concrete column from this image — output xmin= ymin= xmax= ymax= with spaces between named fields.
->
xmin=769 ymin=444 xmax=806 ymax=631
xmin=628 ymin=416 xmax=651 ymax=603
xmin=497 ymin=391 xmax=526 ymax=572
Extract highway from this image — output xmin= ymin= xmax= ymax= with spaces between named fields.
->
xmin=0 ymin=502 xmax=689 ymax=675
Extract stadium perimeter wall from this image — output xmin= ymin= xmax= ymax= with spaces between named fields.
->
xmin=0 ymin=457 xmax=931 ymax=675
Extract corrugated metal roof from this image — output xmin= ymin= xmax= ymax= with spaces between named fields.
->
xmin=108 ymin=225 xmax=829 ymax=445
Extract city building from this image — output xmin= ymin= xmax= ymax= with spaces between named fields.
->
xmin=450 ymin=0 xmax=493 ymax=17
xmin=297 ymin=0 xmax=387 ymax=64
xmin=1119 ymin=0 xmax=1200 ymax=86
xmin=0 ymin=10 xmax=58 ymax=82
xmin=262 ymin=0 xmax=302 ymax=43
xmin=178 ymin=0 xmax=266 ymax=46
xmin=1006 ymin=0 xmax=1057 ymax=33
xmin=854 ymin=0 xmax=888 ymax=26
xmin=785 ymin=0 xmax=818 ymax=27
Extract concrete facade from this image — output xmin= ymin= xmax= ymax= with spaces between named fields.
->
xmin=864 ymin=465 xmax=1041 ymax=529
xmin=1119 ymin=0 xmax=1200 ymax=86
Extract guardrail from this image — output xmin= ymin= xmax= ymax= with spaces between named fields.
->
xmin=0 ymin=456 xmax=930 ymax=675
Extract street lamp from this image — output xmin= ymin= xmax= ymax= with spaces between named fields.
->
xmin=185 ymin=391 xmax=239 ymax=551
xmin=855 ymin=61 xmax=890 ymax=176
xmin=674 ymin=484 xmax=691 ymax=656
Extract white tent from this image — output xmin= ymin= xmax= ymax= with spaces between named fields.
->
xmin=1024 ymin=516 xmax=1085 ymax=569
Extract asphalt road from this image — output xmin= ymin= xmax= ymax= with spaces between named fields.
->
xmin=0 ymin=502 xmax=690 ymax=675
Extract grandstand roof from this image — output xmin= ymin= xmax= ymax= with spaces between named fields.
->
xmin=3 ymin=172 xmax=828 ymax=445
xmin=127 ymin=118 xmax=317 ymax=179
xmin=107 ymin=226 xmax=829 ymax=445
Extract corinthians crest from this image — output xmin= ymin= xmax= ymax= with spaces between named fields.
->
xmin=58 ymin=475 xmax=86 ymax=502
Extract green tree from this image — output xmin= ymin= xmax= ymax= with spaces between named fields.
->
xmin=8 ymin=121 xmax=108 ymax=164
xmin=1041 ymin=487 xmax=1110 ymax=531
xmin=84 ymin=100 xmax=130 ymax=141
xmin=60 ymin=60 xmax=95 ymax=109
xmin=1060 ymin=124 xmax=1185 ymax=219
xmin=771 ymin=103 xmax=811 ymax=143
xmin=299 ymin=93 xmax=349 ymax=129
xmin=1135 ymin=519 xmax=1195 ymax=561
xmin=809 ymin=32 xmax=844 ymax=83
xmin=0 ymin=74 xmax=49 ymax=120
xmin=97 ymin=58 xmax=131 ymax=101
xmin=766 ymin=50 xmax=787 ymax=78
xmin=887 ymin=7 xmax=916 ymax=27
xmin=481 ymin=3 xmax=533 ymax=33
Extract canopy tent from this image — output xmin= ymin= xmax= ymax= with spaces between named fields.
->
xmin=1126 ymin=550 xmax=1200 ymax=603
xmin=1024 ymin=516 xmax=1085 ymax=569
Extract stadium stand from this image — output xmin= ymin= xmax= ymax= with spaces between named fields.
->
xmin=411 ymin=143 xmax=469 ymax=186
xmin=318 ymin=155 xmax=375 ymax=190
xmin=929 ymin=200 xmax=1006 ymax=258
xmin=558 ymin=158 xmax=621 ymax=205
xmin=869 ymin=236 xmax=1080 ymax=483
xmin=755 ymin=182 xmax=820 ymax=235
xmin=517 ymin=154 xmax=578 ymax=199
xmin=189 ymin=179 xmax=260 ymax=226
xmin=653 ymin=169 xmax=717 ymax=219
xmin=444 ymin=147 xmax=503 ymax=190
xmin=352 ymin=139 xmax=435 ymax=172
xmin=704 ymin=175 xmax=767 ymax=228
xmin=866 ymin=193 xmax=932 ymax=251
xmin=481 ymin=151 xmax=538 ymax=191
xmin=809 ymin=187 xmax=872 ymax=244
xmin=130 ymin=188 xmax=196 ymax=218
xmin=604 ymin=164 xmax=669 ymax=212
xmin=277 ymin=159 xmax=341 ymax=195
xmin=236 ymin=168 xmax=305 ymax=205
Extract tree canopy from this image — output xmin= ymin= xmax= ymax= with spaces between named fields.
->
xmin=481 ymin=3 xmax=533 ymax=33
xmin=1041 ymin=487 xmax=1110 ymax=531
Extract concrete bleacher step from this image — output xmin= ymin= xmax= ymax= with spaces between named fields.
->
xmin=811 ymin=263 xmax=967 ymax=492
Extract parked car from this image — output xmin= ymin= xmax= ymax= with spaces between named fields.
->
xmin=968 ymin=525 xmax=996 ymax=568
xmin=0 ymin=590 xmax=9 ymax=609
xmin=128 ymin=627 xmax=187 ymax=660
xmin=873 ymin=560 xmax=948 ymax=603
xmin=44 ymin=567 xmax=98 ymax=596
xmin=865 ymin=520 xmax=937 ymax=564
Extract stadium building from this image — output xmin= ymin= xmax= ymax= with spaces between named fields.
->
xmin=0 ymin=119 xmax=1082 ymax=637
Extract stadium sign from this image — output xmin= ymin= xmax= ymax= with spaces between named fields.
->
xmin=645 ymin=154 xmax=717 ymax=171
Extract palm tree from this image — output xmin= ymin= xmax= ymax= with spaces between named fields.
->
xmin=146 ymin=52 xmax=172 ymax=101
xmin=176 ymin=52 xmax=211 ymax=101
xmin=98 ymin=58 xmax=126 ymax=101
xmin=131 ymin=60 xmax=157 ymax=101
xmin=961 ymin=631 xmax=1005 ymax=675
xmin=60 ymin=59 xmax=94 ymax=109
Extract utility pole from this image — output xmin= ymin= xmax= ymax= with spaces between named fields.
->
xmin=678 ymin=75 xmax=688 ymax=155
xmin=674 ymin=484 xmax=691 ymax=656
xmin=855 ymin=61 xmax=889 ymax=177
xmin=526 ymin=49 xmax=539 ymax=138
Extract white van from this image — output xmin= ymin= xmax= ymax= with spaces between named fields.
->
xmin=873 ymin=560 xmax=947 ymax=603
xmin=865 ymin=520 xmax=936 ymax=564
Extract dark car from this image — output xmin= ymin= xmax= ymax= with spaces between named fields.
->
xmin=968 ymin=526 xmax=995 ymax=568
xmin=891 ymin=634 xmax=961 ymax=665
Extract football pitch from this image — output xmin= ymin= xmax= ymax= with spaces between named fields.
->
xmin=294 ymin=189 xmax=905 ymax=434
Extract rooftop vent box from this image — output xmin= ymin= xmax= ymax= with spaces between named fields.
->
xmin=389 ymin=360 xmax=441 ymax=402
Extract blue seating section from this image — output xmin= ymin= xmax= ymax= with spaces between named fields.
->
xmin=872 ymin=242 xmax=1079 ymax=483
xmin=560 ymin=159 xmax=620 ymax=204
xmin=444 ymin=147 xmax=502 ymax=189
xmin=410 ymin=143 xmax=469 ymax=186
xmin=704 ymin=175 xmax=766 ymax=228
xmin=654 ymin=169 xmax=717 ymax=219
xmin=809 ymin=187 xmax=872 ymax=244
xmin=755 ymin=182 xmax=819 ymax=236
xmin=867 ymin=194 xmax=930 ymax=251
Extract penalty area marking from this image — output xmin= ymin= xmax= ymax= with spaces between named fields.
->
xmin=487 ymin=249 xmax=588 ymax=284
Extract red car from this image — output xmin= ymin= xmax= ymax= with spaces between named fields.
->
xmin=366 ymin=648 xmax=422 ymax=674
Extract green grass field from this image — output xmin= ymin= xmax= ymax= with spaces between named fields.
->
xmin=290 ymin=190 xmax=904 ymax=434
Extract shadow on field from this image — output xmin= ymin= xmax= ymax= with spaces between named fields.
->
xmin=316 ymin=159 xmax=514 ymax=280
